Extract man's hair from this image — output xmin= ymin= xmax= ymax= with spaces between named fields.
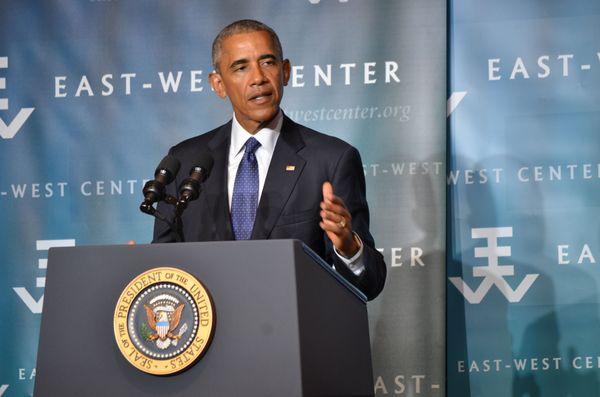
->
xmin=211 ymin=19 xmax=283 ymax=71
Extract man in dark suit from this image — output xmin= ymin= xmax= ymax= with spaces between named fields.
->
xmin=153 ymin=19 xmax=386 ymax=300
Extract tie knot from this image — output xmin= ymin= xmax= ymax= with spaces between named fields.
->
xmin=244 ymin=137 xmax=261 ymax=155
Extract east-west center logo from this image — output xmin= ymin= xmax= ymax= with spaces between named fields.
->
xmin=449 ymin=227 xmax=539 ymax=304
xmin=0 ymin=57 xmax=35 ymax=139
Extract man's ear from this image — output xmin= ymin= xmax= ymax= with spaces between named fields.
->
xmin=282 ymin=59 xmax=291 ymax=87
xmin=209 ymin=71 xmax=227 ymax=98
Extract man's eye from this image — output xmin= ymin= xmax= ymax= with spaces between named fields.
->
xmin=260 ymin=59 xmax=275 ymax=66
xmin=234 ymin=66 xmax=246 ymax=72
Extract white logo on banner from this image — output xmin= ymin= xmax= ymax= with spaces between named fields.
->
xmin=0 ymin=385 xmax=8 ymax=396
xmin=449 ymin=227 xmax=539 ymax=304
xmin=53 ymin=61 xmax=400 ymax=98
xmin=488 ymin=52 xmax=600 ymax=81
xmin=0 ymin=57 xmax=35 ymax=139
xmin=13 ymin=239 xmax=76 ymax=314
xmin=447 ymin=91 xmax=467 ymax=117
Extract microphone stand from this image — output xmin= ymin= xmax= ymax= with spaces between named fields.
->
xmin=140 ymin=195 xmax=185 ymax=242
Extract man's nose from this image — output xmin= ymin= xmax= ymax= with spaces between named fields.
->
xmin=249 ymin=64 xmax=267 ymax=85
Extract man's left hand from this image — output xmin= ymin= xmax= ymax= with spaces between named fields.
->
xmin=319 ymin=181 xmax=361 ymax=258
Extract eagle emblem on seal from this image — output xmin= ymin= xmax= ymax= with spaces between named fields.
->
xmin=142 ymin=294 xmax=188 ymax=350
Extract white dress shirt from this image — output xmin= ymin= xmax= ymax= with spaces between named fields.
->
xmin=227 ymin=111 xmax=365 ymax=275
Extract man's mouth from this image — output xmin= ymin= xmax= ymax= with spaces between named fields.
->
xmin=249 ymin=91 xmax=273 ymax=104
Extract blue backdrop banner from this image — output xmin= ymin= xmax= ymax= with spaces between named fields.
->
xmin=0 ymin=1 xmax=446 ymax=395
xmin=447 ymin=1 xmax=600 ymax=396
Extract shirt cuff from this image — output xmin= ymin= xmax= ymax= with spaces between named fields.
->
xmin=333 ymin=232 xmax=366 ymax=276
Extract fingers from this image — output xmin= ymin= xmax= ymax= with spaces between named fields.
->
xmin=319 ymin=218 xmax=358 ymax=258
xmin=325 ymin=194 xmax=346 ymax=207
xmin=321 ymin=181 xmax=347 ymax=206
xmin=320 ymin=201 xmax=351 ymax=219
xmin=320 ymin=182 xmax=359 ymax=257
xmin=320 ymin=207 xmax=350 ymax=228
xmin=320 ymin=204 xmax=352 ymax=238
xmin=319 ymin=218 xmax=347 ymax=234
xmin=322 ymin=181 xmax=334 ymax=202
xmin=320 ymin=181 xmax=351 ymax=230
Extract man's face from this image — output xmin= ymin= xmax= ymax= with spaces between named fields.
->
xmin=209 ymin=31 xmax=291 ymax=133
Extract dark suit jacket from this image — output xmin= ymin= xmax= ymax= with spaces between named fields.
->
xmin=153 ymin=115 xmax=386 ymax=300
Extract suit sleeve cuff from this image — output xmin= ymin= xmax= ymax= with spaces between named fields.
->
xmin=333 ymin=232 xmax=365 ymax=276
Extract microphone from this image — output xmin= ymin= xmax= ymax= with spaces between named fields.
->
xmin=141 ymin=155 xmax=181 ymax=213
xmin=178 ymin=152 xmax=214 ymax=205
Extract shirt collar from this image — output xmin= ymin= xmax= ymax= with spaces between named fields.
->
xmin=230 ymin=110 xmax=283 ymax=157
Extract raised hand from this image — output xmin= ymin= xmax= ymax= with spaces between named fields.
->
xmin=319 ymin=181 xmax=360 ymax=258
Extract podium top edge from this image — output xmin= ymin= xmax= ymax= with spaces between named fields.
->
xmin=300 ymin=244 xmax=367 ymax=304
xmin=47 ymin=240 xmax=368 ymax=303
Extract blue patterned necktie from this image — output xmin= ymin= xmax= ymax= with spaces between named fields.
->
xmin=231 ymin=137 xmax=261 ymax=240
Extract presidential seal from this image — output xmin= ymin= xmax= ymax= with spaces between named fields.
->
xmin=113 ymin=267 xmax=215 ymax=375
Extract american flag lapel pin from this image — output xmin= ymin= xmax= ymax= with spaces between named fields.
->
xmin=285 ymin=165 xmax=296 ymax=171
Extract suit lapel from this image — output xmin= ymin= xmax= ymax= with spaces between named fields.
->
xmin=252 ymin=116 xmax=306 ymax=239
xmin=205 ymin=121 xmax=234 ymax=240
